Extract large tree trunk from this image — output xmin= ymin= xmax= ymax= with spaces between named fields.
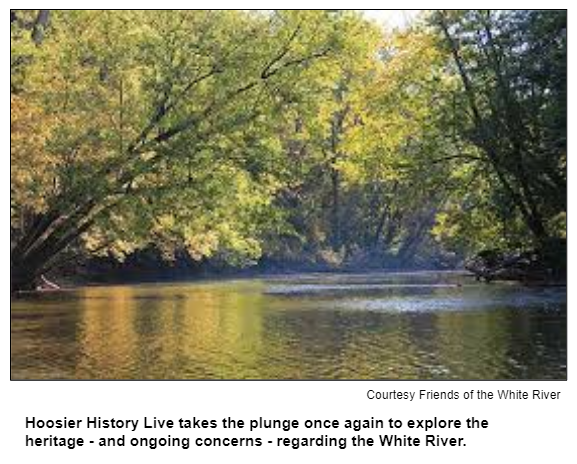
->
xmin=31 ymin=10 xmax=50 ymax=45
xmin=11 ymin=261 xmax=41 ymax=294
xmin=10 ymin=201 xmax=96 ymax=294
xmin=330 ymin=167 xmax=341 ymax=250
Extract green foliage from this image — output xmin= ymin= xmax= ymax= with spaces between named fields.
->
xmin=10 ymin=10 xmax=566 ymax=287
xmin=429 ymin=10 xmax=566 ymax=250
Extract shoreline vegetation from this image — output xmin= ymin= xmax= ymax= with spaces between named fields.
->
xmin=16 ymin=258 xmax=566 ymax=298
xmin=11 ymin=10 xmax=566 ymax=294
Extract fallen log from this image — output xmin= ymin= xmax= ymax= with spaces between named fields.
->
xmin=465 ymin=249 xmax=554 ymax=283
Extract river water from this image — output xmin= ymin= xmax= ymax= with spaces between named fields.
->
xmin=10 ymin=272 xmax=566 ymax=380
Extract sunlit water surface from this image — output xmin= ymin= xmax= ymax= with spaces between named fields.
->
xmin=11 ymin=272 xmax=566 ymax=379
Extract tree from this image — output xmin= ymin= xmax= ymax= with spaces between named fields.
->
xmin=430 ymin=10 xmax=566 ymax=248
xmin=10 ymin=10 xmax=349 ymax=291
xmin=330 ymin=25 xmax=462 ymax=267
xmin=11 ymin=10 xmax=567 ymax=288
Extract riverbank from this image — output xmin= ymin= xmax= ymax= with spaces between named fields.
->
xmin=12 ymin=267 xmax=567 ymax=302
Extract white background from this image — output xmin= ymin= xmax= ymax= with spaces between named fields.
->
xmin=5 ymin=2 xmax=574 ymax=463
xmin=8 ymin=382 xmax=575 ymax=463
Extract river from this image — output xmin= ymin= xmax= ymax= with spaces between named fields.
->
xmin=10 ymin=272 xmax=566 ymax=380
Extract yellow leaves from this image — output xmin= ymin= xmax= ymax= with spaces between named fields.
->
xmin=10 ymin=95 xmax=50 ymax=147
xmin=10 ymin=94 xmax=57 ymax=213
xmin=333 ymin=25 xmax=458 ymax=186
xmin=11 ymin=10 xmax=462 ymax=269
xmin=181 ymin=221 xmax=262 ymax=265
xmin=155 ymin=214 xmax=175 ymax=230
xmin=369 ymin=28 xmax=445 ymax=115
xmin=432 ymin=201 xmax=507 ymax=252
xmin=184 ymin=230 xmax=219 ymax=261
xmin=431 ymin=211 xmax=460 ymax=241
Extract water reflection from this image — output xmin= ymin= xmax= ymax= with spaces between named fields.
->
xmin=10 ymin=273 xmax=567 ymax=379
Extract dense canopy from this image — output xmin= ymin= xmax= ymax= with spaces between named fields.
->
xmin=10 ymin=10 xmax=567 ymax=291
